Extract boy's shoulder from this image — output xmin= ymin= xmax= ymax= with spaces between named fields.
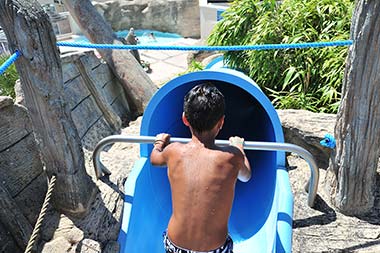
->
xmin=165 ymin=141 xmax=186 ymax=153
xmin=219 ymin=145 xmax=242 ymax=155
xmin=217 ymin=145 xmax=245 ymax=162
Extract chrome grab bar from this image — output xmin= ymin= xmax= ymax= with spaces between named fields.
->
xmin=92 ymin=135 xmax=319 ymax=207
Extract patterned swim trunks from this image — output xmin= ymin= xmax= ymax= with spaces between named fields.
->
xmin=163 ymin=231 xmax=233 ymax=253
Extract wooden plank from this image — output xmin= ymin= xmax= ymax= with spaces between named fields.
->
xmin=71 ymin=96 xmax=103 ymax=138
xmin=82 ymin=51 xmax=103 ymax=70
xmin=81 ymin=116 xmax=114 ymax=151
xmin=111 ymin=95 xmax=129 ymax=118
xmin=0 ymin=103 xmax=32 ymax=151
xmin=0 ymin=133 xmax=44 ymax=197
xmin=14 ymin=172 xmax=47 ymax=224
xmin=61 ymin=50 xmax=97 ymax=84
xmin=79 ymin=54 xmax=115 ymax=91
xmin=101 ymin=79 xmax=121 ymax=105
xmin=64 ymin=75 xmax=91 ymax=110
xmin=62 ymin=61 xmax=80 ymax=84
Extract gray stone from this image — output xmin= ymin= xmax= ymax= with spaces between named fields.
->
xmin=92 ymin=0 xmax=200 ymax=38
xmin=77 ymin=238 xmax=101 ymax=253
xmin=0 ymin=96 xmax=13 ymax=109
xmin=14 ymin=80 xmax=25 ymax=106
xmin=277 ymin=109 xmax=336 ymax=169
xmin=103 ymin=241 xmax=120 ymax=253
xmin=41 ymin=237 xmax=72 ymax=253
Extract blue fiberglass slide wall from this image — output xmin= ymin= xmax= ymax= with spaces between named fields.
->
xmin=119 ymin=68 xmax=293 ymax=252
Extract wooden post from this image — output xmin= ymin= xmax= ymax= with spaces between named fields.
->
xmin=0 ymin=0 xmax=96 ymax=216
xmin=63 ymin=0 xmax=158 ymax=117
xmin=326 ymin=0 xmax=380 ymax=215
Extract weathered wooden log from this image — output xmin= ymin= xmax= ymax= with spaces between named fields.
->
xmin=0 ymin=0 xmax=96 ymax=216
xmin=326 ymin=0 xmax=380 ymax=215
xmin=0 ymin=183 xmax=32 ymax=249
xmin=63 ymin=0 xmax=158 ymax=117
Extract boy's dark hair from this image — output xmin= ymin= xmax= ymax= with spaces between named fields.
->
xmin=183 ymin=83 xmax=225 ymax=133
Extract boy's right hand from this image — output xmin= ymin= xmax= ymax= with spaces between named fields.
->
xmin=154 ymin=133 xmax=171 ymax=149
xmin=151 ymin=133 xmax=171 ymax=166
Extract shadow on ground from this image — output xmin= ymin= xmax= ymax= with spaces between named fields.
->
xmin=293 ymin=194 xmax=337 ymax=228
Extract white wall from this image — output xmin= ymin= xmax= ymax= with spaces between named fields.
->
xmin=199 ymin=0 xmax=230 ymax=40
xmin=38 ymin=0 xmax=54 ymax=5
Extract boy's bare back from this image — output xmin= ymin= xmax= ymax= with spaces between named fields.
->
xmin=152 ymin=137 xmax=249 ymax=251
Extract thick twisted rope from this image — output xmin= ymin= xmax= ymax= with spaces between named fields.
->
xmin=0 ymin=50 xmax=21 ymax=75
xmin=57 ymin=40 xmax=353 ymax=51
xmin=0 ymin=40 xmax=353 ymax=76
xmin=24 ymin=175 xmax=57 ymax=253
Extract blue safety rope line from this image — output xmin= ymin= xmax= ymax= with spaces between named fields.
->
xmin=0 ymin=50 xmax=21 ymax=75
xmin=0 ymin=40 xmax=353 ymax=76
xmin=57 ymin=40 xmax=353 ymax=51
xmin=320 ymin=133 xmax=336 ymax=149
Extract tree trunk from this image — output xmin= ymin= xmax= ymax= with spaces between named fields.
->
xmin=62 ymin=0 xmax=158 ymax=117
xmin=326 ymin=0 xmax=380 ymax=215
xmin=0 ymin=0 xmax=96 ymax=216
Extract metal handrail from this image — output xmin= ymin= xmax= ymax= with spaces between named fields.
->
xmin=92 ymin=135 xmax=319 ymax=207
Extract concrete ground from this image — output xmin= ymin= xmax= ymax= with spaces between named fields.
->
xmin=140 ymin=37 xmax=200 ymax=86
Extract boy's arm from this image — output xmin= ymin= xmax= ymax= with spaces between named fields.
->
xmin=150 ymin=133 xmax=171 ymax=166
xmin=229 ymin=136 xmax=252 ymax=182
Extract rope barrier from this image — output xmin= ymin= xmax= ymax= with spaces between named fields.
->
xmin=0 ymin=40 xmax=353 ymax=76
xmin=24 ymin=175 xmax=57 ymax=253
xmin=0 ymin=50 xmax=21 ymax=75
xmin=57 ymin=40 xmax=353 ymax=51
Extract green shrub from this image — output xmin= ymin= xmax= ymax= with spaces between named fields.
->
xmin=0 ymin=55 xmax=19 ymax=98
xmin=208 ymin=0 xmax=354 ymax=113
xmin=177 ymin=60 xmax=204 ymax=77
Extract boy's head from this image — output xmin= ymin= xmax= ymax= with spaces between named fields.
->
xmin=183 ymin=83 xmax=225 ymax=133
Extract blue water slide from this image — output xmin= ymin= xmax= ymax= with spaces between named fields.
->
xmin=118 ymin=63 xmax=294 ymax=252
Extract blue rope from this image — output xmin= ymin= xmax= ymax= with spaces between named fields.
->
xmin=0 ymin=50 xmax=21 ymax=75
xmin=320 ymin=133 xmax=336 ymax=149
xmin=0 ymin=40 xmax=353 ymax=76
xmin=57 ymin=40 xmax=353 ymax=51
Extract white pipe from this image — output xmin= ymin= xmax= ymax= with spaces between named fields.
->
xmin=93 ymin=135 xmax=319 ymax=207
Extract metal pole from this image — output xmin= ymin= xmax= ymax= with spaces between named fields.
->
xmin=93 ymin=135 xmax=319 ymax=207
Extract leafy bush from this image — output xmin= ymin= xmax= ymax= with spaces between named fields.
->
xmin=177 ymin=60 xmax=204 ymax=78
xmin=208 ymin=0 xmax=354 ymax=113
xmin=0 ymin=55 xmax=19 ymax=98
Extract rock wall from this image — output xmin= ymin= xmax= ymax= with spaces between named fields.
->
xmin=92 ymin=0 xmax=200 ymax=38
xmin=0 ymin=50 xmax=130 ymax=252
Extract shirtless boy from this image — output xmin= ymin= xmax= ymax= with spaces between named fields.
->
xmin=150 ymin=83 xmax=251 ymax=253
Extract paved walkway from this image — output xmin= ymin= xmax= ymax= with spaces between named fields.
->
xmin=140 ymin=38 xmax=200 ymax=86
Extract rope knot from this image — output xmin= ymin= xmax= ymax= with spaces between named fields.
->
xmin=320 ymin=133 xmax=336 ymax=149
